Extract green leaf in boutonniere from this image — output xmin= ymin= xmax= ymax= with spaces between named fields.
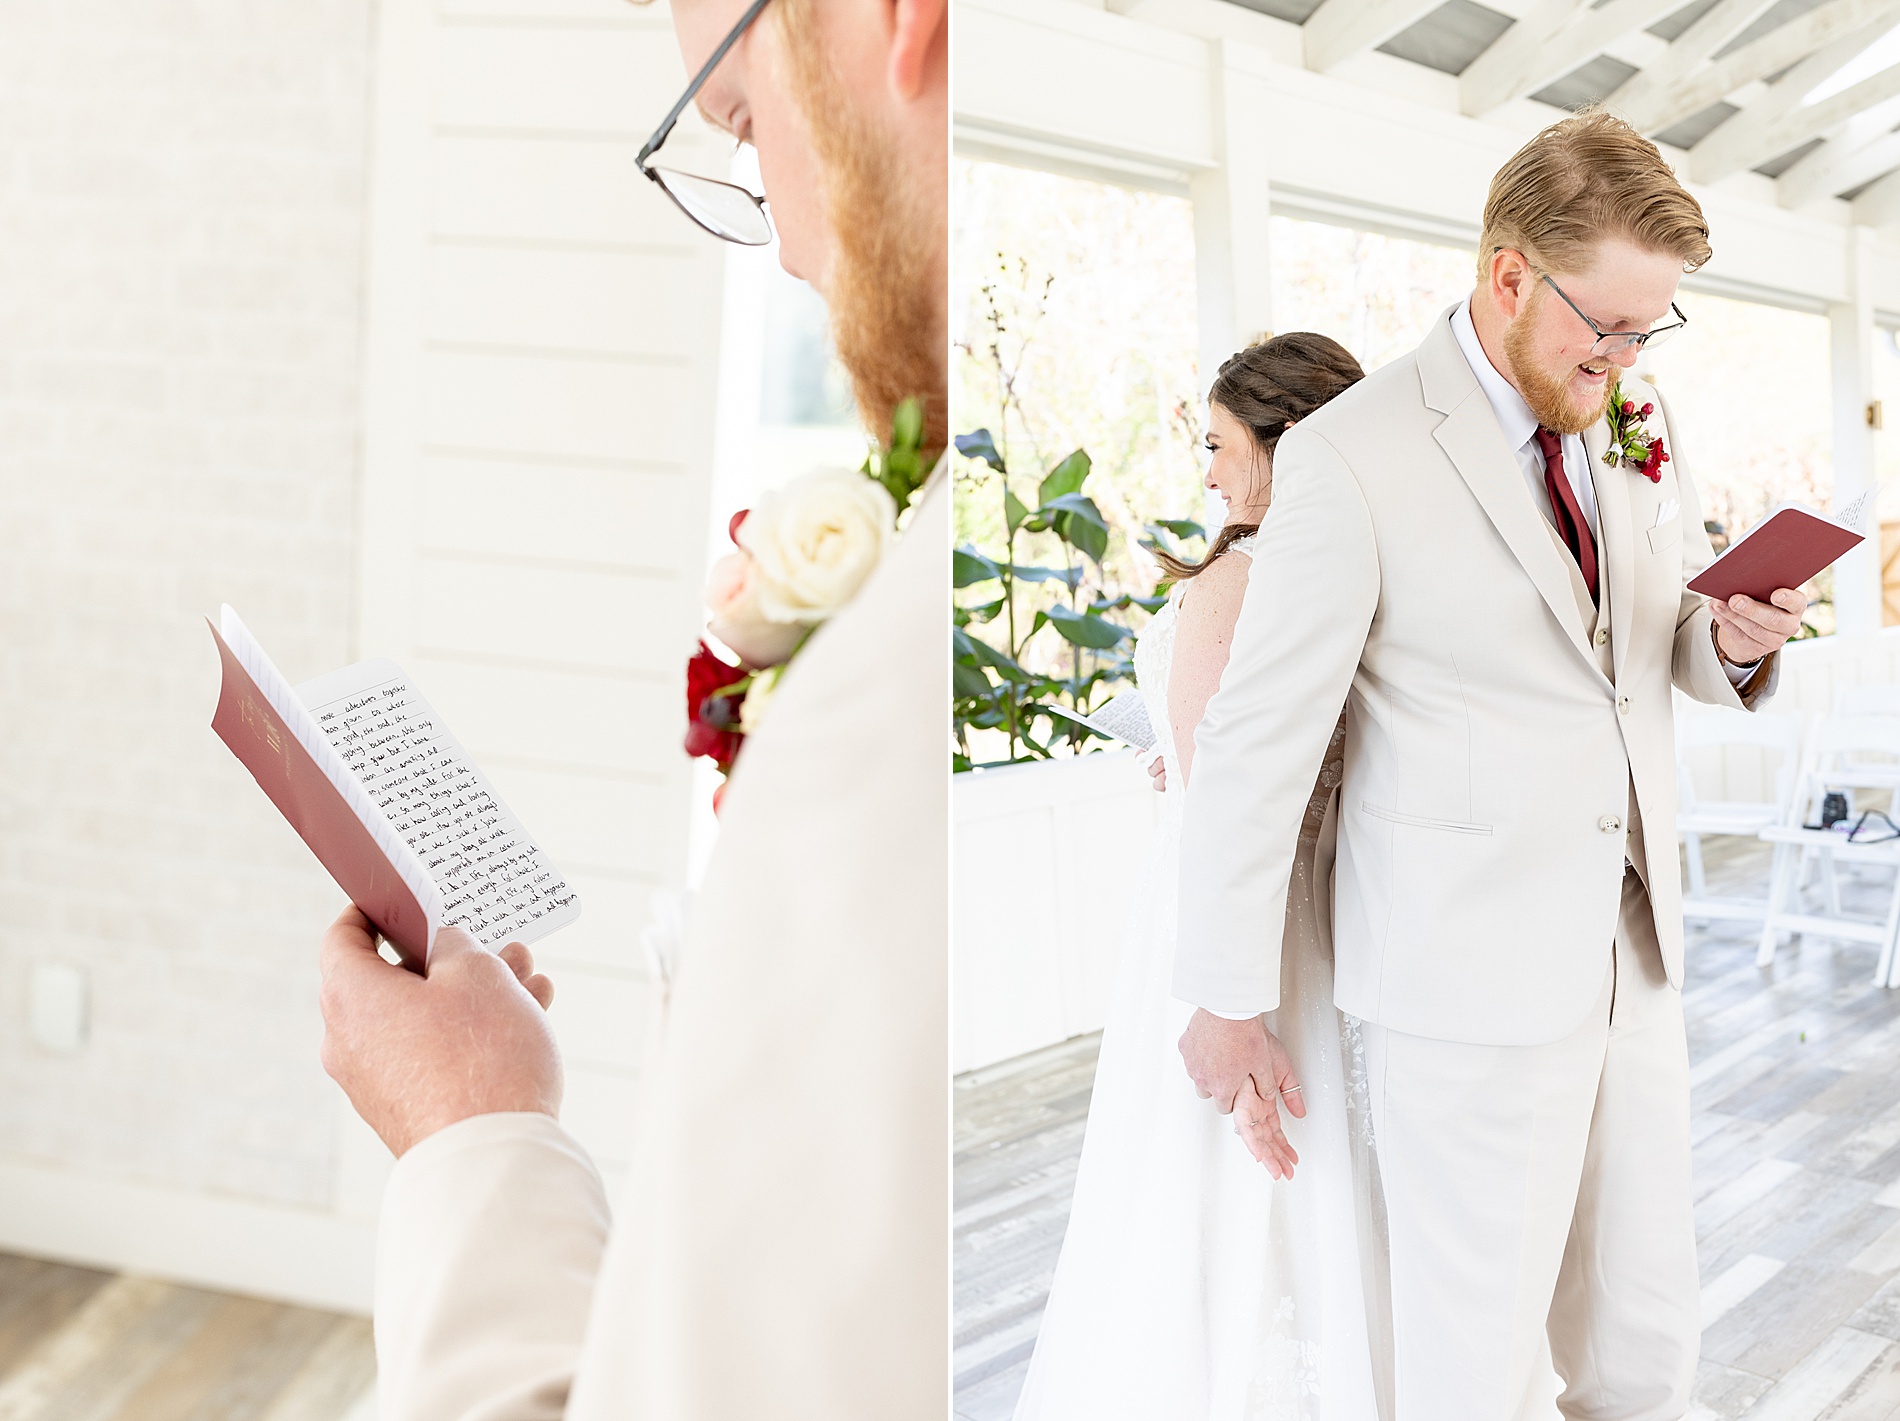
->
xmin=864 ymin=396 xmax=933 ymax=516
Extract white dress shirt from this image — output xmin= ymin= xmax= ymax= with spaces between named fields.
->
xmin=1450 ymin=300 xmax=1598 ymax=548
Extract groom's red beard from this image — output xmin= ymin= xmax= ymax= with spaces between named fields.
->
xmin=1503 ymin=289 xmax=1614 ymax=437
xmin=779 ymin=4 xmax=947 ymax=456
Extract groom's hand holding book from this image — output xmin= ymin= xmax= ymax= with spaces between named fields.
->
xmin=319 ymin=906 xmax=561 ymax=1157
xmin=1709 ymin=587 xmax=1807 ymax=666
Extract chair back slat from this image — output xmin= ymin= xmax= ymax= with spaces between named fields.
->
xmin=1676 ymin=709 xmax=1806 ymax=819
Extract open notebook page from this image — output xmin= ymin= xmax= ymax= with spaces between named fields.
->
xmin=296 ymin=661 xmax=582 ymax=949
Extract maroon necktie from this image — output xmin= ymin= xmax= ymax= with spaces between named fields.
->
xmin=1533 ymin=426 xmax=1598 ymax=604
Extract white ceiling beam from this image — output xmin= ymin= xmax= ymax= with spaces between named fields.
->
xmin=1460 ymin=0 xmax=1686 ymax=117
xmin=1850 ymin=163 xmax=1900 ymax=224
xmin=1608 ymin=0 xmax=1778 ymax=129
xmin=1618 ymin=0 xmax=1900 ymax=135
xmin=1691 ymin=31 xmax=1900 ymax=182
xmin=1302 ymin=0 xmax=1442 ymax=72
xmin=1776 ymin=99 xmax=1900 ymax=206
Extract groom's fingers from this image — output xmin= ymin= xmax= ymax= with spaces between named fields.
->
xmin=1709 ymin=602 xmax=1774 ymax=659
xmin=1717 ymin=593 xmax=1800 ymax=643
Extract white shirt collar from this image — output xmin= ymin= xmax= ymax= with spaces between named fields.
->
xmin=1450 ymin=298 xmax=1540 ymax=455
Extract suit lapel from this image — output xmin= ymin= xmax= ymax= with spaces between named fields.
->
xmin=1585 ymin=414 xmax=1636 ymax=688
xmin=1418 ymin=317 xmax=1600 ymax=676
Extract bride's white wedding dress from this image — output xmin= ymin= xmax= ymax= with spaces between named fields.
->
xmin=1013 ymin=539 xmax=1393 ymax=1421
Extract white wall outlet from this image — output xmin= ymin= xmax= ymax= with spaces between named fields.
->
xmin=28 ymin=963 xmax=88 ymax=1054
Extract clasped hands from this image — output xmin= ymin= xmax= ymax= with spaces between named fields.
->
xmin=1178 ymin=1009 xmax=1306 ymax=1180
xmin=318 ymin=905 xmax=562 ymax=1157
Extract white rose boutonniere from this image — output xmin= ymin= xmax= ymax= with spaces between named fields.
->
xmin=741 ymin=467 xmax=896 ymax=624
xmin=684 ymin=397 xmax=931 ymax=808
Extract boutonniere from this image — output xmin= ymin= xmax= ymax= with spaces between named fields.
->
xmin=683 ymin=398 xmax=930 ymax=809
xmin=1602 ymin=379 xmax=1669 ymax=483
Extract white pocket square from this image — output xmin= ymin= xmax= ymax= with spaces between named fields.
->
xmin=1653 ymin=499 xmax=1680 ymax=529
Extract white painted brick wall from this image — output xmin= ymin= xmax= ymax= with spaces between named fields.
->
xmin=0 ymin=2 xmax=376 ymax=1209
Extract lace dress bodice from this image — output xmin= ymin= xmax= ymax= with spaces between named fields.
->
xmin=1134 ymin=536 xmax=1344 ymax=837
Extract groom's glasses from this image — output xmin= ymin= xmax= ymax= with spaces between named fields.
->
xmin=1537 ymin=268 xmax=1687 ymax=358
xmin=636 ymin=0 xmax=775 ymax=246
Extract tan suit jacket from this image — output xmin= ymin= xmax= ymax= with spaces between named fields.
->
xmin=370 ymin=477 xmax=949 ymax=1418
xmin=1176 ymin=310 xmax=1774 ymax=1046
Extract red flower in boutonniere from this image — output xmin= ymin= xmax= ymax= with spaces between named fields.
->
xmin=1602 ymin=378 xmax=1669 ymax=483
xmin=684 ymin=640 xmax=748 ymax=776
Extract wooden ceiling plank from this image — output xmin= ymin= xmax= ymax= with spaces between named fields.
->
xmin=1608 ymin=0 xmax=1779 ymax=130
xmin=1691 ymin=28 xmax=1900 ymax=182
xmin=1776 ymin=104 xmax=1900 ymax=206
xmin=1302 ymin=0 xmax=1445 ymax=72
xmin=1457 ymin=0 xmax=1593 ymax=115
xmin=1461 ymin=0 xmax=1685 ymax=116
xmin=1627 ymin=0 xmax=1900 ymax=136
xmin=1849 ymin=163 xmax=1900 ymax=224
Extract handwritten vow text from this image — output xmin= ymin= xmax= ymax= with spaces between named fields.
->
xmin=311 ymin=679 xmax=577 ymax=946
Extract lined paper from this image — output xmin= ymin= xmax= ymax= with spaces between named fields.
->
xmin=300 ymin=660 xmax=581 ymax=948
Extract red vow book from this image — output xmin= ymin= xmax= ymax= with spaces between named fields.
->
xmin=1687 ymin=503 xmax=1864 ymax=605
xmin=208 ymin=606 xmax=580 ymax=969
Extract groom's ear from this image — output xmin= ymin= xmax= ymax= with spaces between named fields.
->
xmin=1488 ymin=247 xmax=1534 ymax=321
xmin=888 ymin=0 xmax=946 ymax=101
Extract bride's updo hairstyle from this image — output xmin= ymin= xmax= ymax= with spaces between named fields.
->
xmin=1157 ymin=331 xmax=1364 ymax=582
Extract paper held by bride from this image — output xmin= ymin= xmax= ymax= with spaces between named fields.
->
xmin=1046 ymin=691 xmax=1156 ymax=752
xmin=207 ymin=605 xmax=581 ymax=969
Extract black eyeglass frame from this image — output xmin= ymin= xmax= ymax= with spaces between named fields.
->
xmin=1535 ymin=267 xmax=1687 ymax=358
xmin=636 ymin=0 xmax=775 ymax=245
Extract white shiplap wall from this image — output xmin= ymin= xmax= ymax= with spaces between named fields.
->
xmin=0 ymin=0 xmax=732 ymax=1315
xmin=355 ymin=0 xmax=728 ymax=1199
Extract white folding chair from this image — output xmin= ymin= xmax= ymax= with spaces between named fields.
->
xmin=1675 ymin=708 xmax=1804 ymax=924
xmin=1758 ymin=715 xmax=1900 ymax=987
xmin=1830 ymin=685 xmax=1900 ymax=812
xmin=1791 ymin=687 xmax=1900 ymax=912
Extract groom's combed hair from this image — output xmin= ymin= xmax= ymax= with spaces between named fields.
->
xmin=1479 ymin=108 xmax=1712 ymax=279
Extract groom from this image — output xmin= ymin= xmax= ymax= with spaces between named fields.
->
xmin=1177 ymin=111 xmax=1804 ymax=1418
xmin=312 ymin=0 xmax=948 ymax=1416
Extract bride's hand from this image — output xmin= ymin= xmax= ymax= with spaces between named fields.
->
xmin=1235 ymin=1072 xmax=1303 ymax=1180
xmin=1147 ymin=755 xmax=1166 ymax=792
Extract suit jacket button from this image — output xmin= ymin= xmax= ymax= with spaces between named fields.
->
xmin=1617 ymin=695 xmax=1632 ymax=714
xmin=1596 ymin=628 xmax=1609 ymax=646
xmin=1599 ymin=815 xmax=1622 ymax=834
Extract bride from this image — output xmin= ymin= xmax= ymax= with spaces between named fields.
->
xmin=1013 ymin=333 xmax=1392 ymax=1420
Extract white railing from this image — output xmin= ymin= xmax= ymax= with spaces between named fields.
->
xmin=953 ymin=750 xmax=1156 ymax=1073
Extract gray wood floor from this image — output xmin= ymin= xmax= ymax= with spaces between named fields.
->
xmin=0 ymin=1254 xmax=374 ymax=1421
xmin=954 ymin=839 xmax=1900 ymax=1421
